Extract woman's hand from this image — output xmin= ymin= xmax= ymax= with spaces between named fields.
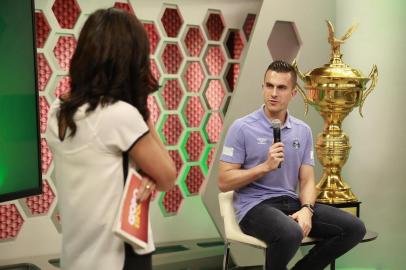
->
xmin=136 ymin=174 xmax=156 ymax=202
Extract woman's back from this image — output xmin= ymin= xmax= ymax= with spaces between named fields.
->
xmin=46 ymin=99 xmax=149 ymax=270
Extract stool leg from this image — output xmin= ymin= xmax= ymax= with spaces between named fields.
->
xmin=330 ymin=260 xmax=335 ymax=270
xmin=223 ymin=241 xmax=230 ymax=270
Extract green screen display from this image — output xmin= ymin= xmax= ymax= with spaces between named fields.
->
xmin=0 ymin=0 xmax=41 ymax=202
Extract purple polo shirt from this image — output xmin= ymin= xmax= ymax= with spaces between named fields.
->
xmin=220 ymin=105 xmax=315 ymax=222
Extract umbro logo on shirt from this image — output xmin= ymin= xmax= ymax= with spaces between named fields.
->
xmin=257 ymin=137 xmax=268 ymax=144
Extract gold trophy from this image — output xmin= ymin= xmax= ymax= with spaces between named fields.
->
xmin=293 ymin=21 xmax=378 ymax=215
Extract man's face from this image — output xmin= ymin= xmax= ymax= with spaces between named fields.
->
xmin=262 ymin=70 xmax=296 ymax=118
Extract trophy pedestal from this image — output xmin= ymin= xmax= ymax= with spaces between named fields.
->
xmin=320 ymin=201 xmax=361 ymax=217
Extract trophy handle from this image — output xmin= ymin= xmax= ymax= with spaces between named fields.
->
xmin=292 ymin=59 xmax=306 ymax=81
xmin=292 ymin=59 xmax=309 ymax=116
xmin=359 ymin=64 xmax=378 ymax=117
xmin=295 ymin=83 xmax=309 ymax=116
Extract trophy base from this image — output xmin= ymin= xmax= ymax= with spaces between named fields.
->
xmin=319 ymin=201 xmax=361 ymax=217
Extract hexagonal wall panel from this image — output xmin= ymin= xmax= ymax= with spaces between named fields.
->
xmin=147 ymin=95 xmax=161 ymax=125
xmin=184 ymin=131 xmax=205 ymax=162
xmin=35 ymin=11 xmax=51 ymax=48
xmin=204 ymin=112 xmax=223 ymax=143
xmin=160 ymin=185 xmax=183 ymax=215
xmin=160 ymin=6 xmax=183 ymax=38
xmin=37 ymin=53 xmax=52 ymax=91
xmin=150 ymin=59 xmax=161 ymax=81
xmin=225 ymin=63 xmax=240 ymax=92
xmin=113 ymin=2 xmax=135 ymax=14
xmin=21 ymin=180 xmax=55 ymax=216
xmin=183 ymin=26 xmax=205 ymax=57
xmin=183 ymin=96 xmax=205 ymax=128
xmin=267 ymin=21 xmax=302 ymax=63
xmin=53 ymin=35 xmax=77 ymax=72
xmin=205 ymin=147 xmax=216 ymax=169
xmin=243 ymin=14 xmax=256 ymax=41
xmin=52 ymin=0 xmax=81 ymax=29
xmin=39 ymin=96 xmax=49 ymax=134
xmin=168 ymin=150 xmax=184 ymax=177
xmin=160 ymin=114 xmax=183 ymax=146
xmin=183 ymin=61 xmax=205 ymax=93
xmin=205 ymin=12 xmax=225 ymax=41
xmin=225 ymin=30 xmax=244 ymax=60
xmin=143 ymin=22 xmax=160 ymax=54
xmin=184 ymin=166 xmax=205 ymax=195
xmin=0 ymin=204 xmax=24 ymax=241
xmin=160 ymin=79 xmax=184 ymax=110
xmin=54 ymin=76 xmax=71 ymax=98
xmin=204 ymin=80 xmax=226 ymax=110
xmin=204 ymin=46 xmax=225 ymax=76
xmin=41 ymin=138 xmax=52 ymax=174
xmin=160 ymin=43 xmax=183 ymax=74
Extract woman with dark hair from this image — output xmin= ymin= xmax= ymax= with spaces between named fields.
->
xmin=46 ymin=8 xmax=176 ymax=270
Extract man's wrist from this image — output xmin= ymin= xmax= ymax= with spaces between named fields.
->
xmin=301 ymin=203 xmax=314 ymax=215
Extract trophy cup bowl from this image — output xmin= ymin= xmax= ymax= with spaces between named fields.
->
xmin=293 ymin=21 xmax=378 ymax=206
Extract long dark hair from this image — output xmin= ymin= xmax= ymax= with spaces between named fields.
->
xmin=58 ymin=8 xmax=158 ymax=140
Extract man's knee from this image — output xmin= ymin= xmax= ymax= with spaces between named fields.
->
xmin=351 ymin=217 xmax=366 ymax=240
xmin=278 ymin=223 xmax=303 ymax=246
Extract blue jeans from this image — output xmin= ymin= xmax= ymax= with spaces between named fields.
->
xmin=239 ymin=196 xmax=366 ymax=270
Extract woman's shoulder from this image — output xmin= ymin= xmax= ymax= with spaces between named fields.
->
xmin=98 ymin=100 xmax=145 ymax=125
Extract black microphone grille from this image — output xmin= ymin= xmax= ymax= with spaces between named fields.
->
xmin=271 ymin=119 xmax=281 ymax=129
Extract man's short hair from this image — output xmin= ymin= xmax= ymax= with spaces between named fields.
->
xmin=265 ymin=60 xmax=297 ymax=86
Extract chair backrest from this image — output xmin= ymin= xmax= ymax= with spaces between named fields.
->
xmin=218 ymin=191 xmax=267 ymax=248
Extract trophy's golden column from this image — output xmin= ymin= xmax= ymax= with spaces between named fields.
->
xmin=293 ymin=21 xmax=378 ymax=208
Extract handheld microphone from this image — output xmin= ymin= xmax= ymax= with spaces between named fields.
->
xmin=271 ymin=119 xmax=282 ymax=168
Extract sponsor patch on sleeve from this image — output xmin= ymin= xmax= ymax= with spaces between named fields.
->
xmin=222 ymin=146 xmax=234 ymax=157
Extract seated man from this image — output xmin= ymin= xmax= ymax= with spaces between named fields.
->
xmin=218 ymin=60 xmax=366 ymax=270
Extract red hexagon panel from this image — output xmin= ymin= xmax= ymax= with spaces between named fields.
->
xmin=243 ymin=14 xmax=256 ymax=41
xmin=161 ymin=114 xmax=183 ymax=146
xmin=161 ymin=6 xmax=183 ymax=38
xmin=39 ymin=96 xmax=49 ymax=134
xmin=54 ymin=76 xmax=71 ymax=98
xmin=41 ymin=138 xmax=53 ymax=174
xmin=204 ymin=80 xmax=226 ymax=110
xmin=184 ymin=26 xmax=205 ymax=57
xmin=35 ymin=11 xmax=51 ymax=48
xmin=114 ymin=2 xmax=135 ymax=14
xmin=161 ymin=43 xmax=183 ymax=74
xmin=185 ymin=166 xmax=205 ymax=195
xmin=206 ymin=147 xmax=216 ymax=169
xmin=183 ymin=61 xmax=205 ymax=93
xmin=37 ymin=53 xmax=52 ymax=91
xmin=0 ymin=204 xmax=24 ymax=241
xmin=23 ymin=180 xmax=55 ymax=216
xmin=205 ymin=12 xmax=225 ymax=41
xmin=161 ymin=79 xmax=184 ymax=110
xmin=53 ymin=35 xmax=77 ymax=72
xmin=168 ymin=150 xmax=183 ymax=177
xmin=225 ymin=30 xmax=244 ymax=60
xmin=143 ymin=22 xmax=160 ymax=55
xmin=205 ymin=112 xmax=223 ymax=143
xmin=147 ymin=95 xmax=161 ymax=125
xmin=150 ymin=59 xmax=161 ymax=82
xmin=225 ymin=63 xmax=240 ymax=92
xmin=204 ymin=46 xmax=225 ymax=76
xmin=52 ymin=0 xmax=81 ymax=29
xmin=183 ymin=96 xmax=205 ymax=128
xmin=161 ymin=185 xmax=183 ymax=215
xmin=185 ymin=131 xmax=205 ymax=162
